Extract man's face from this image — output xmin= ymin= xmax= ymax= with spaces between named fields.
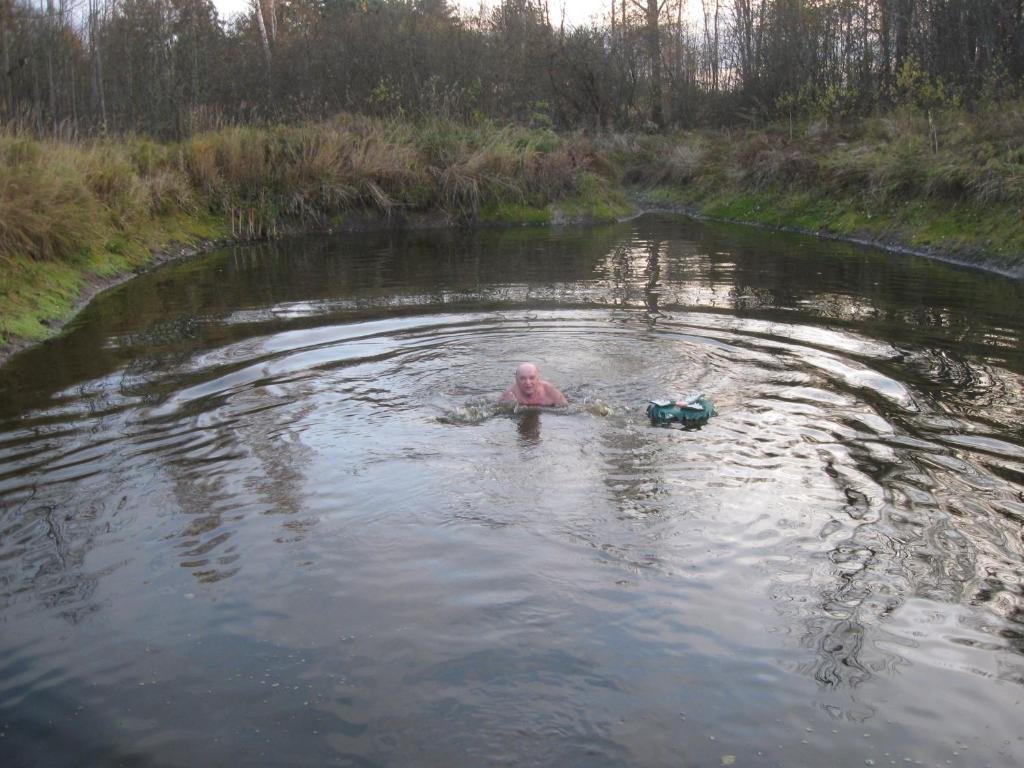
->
xmin=516 ymin=367 xmax=539 ymax=395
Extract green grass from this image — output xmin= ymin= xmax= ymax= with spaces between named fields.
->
xmin=479 ymin=202 xmax=551 ymax=225
xmin=554 ymin=172 xmax=632 ymax=222
xmin=713 ymin=191 xmax=1020 ymax=267
xmin=633 ymin=186 xmax=693 ymax=206
xmin=898 ymin=201 xmax=1024 ymax=265
xmin=0 ymin=211 xmax=225 ymax=346
xmin=0 ymin=257 xmax=85 ymax=342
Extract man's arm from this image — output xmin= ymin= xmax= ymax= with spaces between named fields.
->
xmin=498 ymin=387 xmax=517 ymax=403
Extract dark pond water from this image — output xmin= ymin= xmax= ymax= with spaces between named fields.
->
xmin=2 ymin=215 xmax=1024 ymax=767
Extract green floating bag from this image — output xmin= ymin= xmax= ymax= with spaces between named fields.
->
xmin=646 ymin=393 xmax=716 ymax=425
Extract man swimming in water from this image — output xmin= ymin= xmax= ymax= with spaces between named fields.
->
xmin=499 ymin=363 xmax=568 ymax=407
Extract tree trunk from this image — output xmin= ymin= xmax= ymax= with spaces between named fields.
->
xmin=1 ymin=0 xmax=12 ymax=115
xmin=894 ymin=0 xmax=911 ymax=75
xmin=636 ymin=0 xmax=663 ymax=127
xmin=253 ymin=0 xmax=273 ymax=70
xmin=90 ymin=0 xmax=107 ymax=130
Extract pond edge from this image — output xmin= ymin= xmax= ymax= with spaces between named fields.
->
xmin=2 ymin=205 xmax=1020 ymax=370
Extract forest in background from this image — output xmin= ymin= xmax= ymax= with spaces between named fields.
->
xmin=3 ymin=0 xmax=1023 ymax=137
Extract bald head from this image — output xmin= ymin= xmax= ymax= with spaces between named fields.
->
xmin=515 ymin=363 xmax=540 ymax=397
xmin=516 ymin=363 xmax=538 ymax=378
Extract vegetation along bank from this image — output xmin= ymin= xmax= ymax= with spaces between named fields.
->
xmin=2 ymin=105 xmax=1023 ymax=363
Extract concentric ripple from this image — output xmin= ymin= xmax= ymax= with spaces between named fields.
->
xmin=1 ymin=217 xmax=1024 ymax=767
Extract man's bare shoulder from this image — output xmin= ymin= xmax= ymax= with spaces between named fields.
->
xmin=543 ymin=382 xmax=568 ymax=406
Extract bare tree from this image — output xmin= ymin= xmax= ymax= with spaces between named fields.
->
xmin=631 ymin=0 xmax=669 ymax=126
xmin=253 ymin=0 xmax=274 ymax=69
xmin=1 ymin=0 xmax=13 ymax=114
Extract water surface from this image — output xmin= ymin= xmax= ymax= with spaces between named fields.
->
xmin=2 ymin=216 xmax=1023 ymax=767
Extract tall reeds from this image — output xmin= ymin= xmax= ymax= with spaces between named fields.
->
xmin=1 ymin=115 xmax=634 ymax=344
xmin=0 ymin=134 xmax=198 ymax=266
xmin=0 ymin=115 xmax=627 ymax=271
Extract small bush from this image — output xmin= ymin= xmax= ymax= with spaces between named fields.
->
xmin=656 ymin=143 xmax=707 ymax=185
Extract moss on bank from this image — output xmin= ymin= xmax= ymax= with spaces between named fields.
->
xmin=0 ymin=214 xmax=224 ymax=346
xmin=637 ymin=187 xmax=1024 ymax=275
xmin=714 ymin=191 xmax=1020 ymax=251
xmin=2 ymin=107 xmax=1023 ymax=358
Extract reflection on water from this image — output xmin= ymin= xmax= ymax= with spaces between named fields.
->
xmin=2 ymin=215 xmax=1024 ymax=767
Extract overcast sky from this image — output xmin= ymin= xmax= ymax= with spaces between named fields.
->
xmin=213 ymin=0 xmax=616 ymax=28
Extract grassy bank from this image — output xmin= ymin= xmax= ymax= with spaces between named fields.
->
xmin=620 ymin=103 xmax=1024 ymax=273
xmin=2 ymin=107 xmax=1022 ymax=355
xmin=0 ymin=116 xmax=631 ymax=350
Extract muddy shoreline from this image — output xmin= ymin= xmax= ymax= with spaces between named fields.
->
xmin=2 ymin=208 xmax=1020 ymax=370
